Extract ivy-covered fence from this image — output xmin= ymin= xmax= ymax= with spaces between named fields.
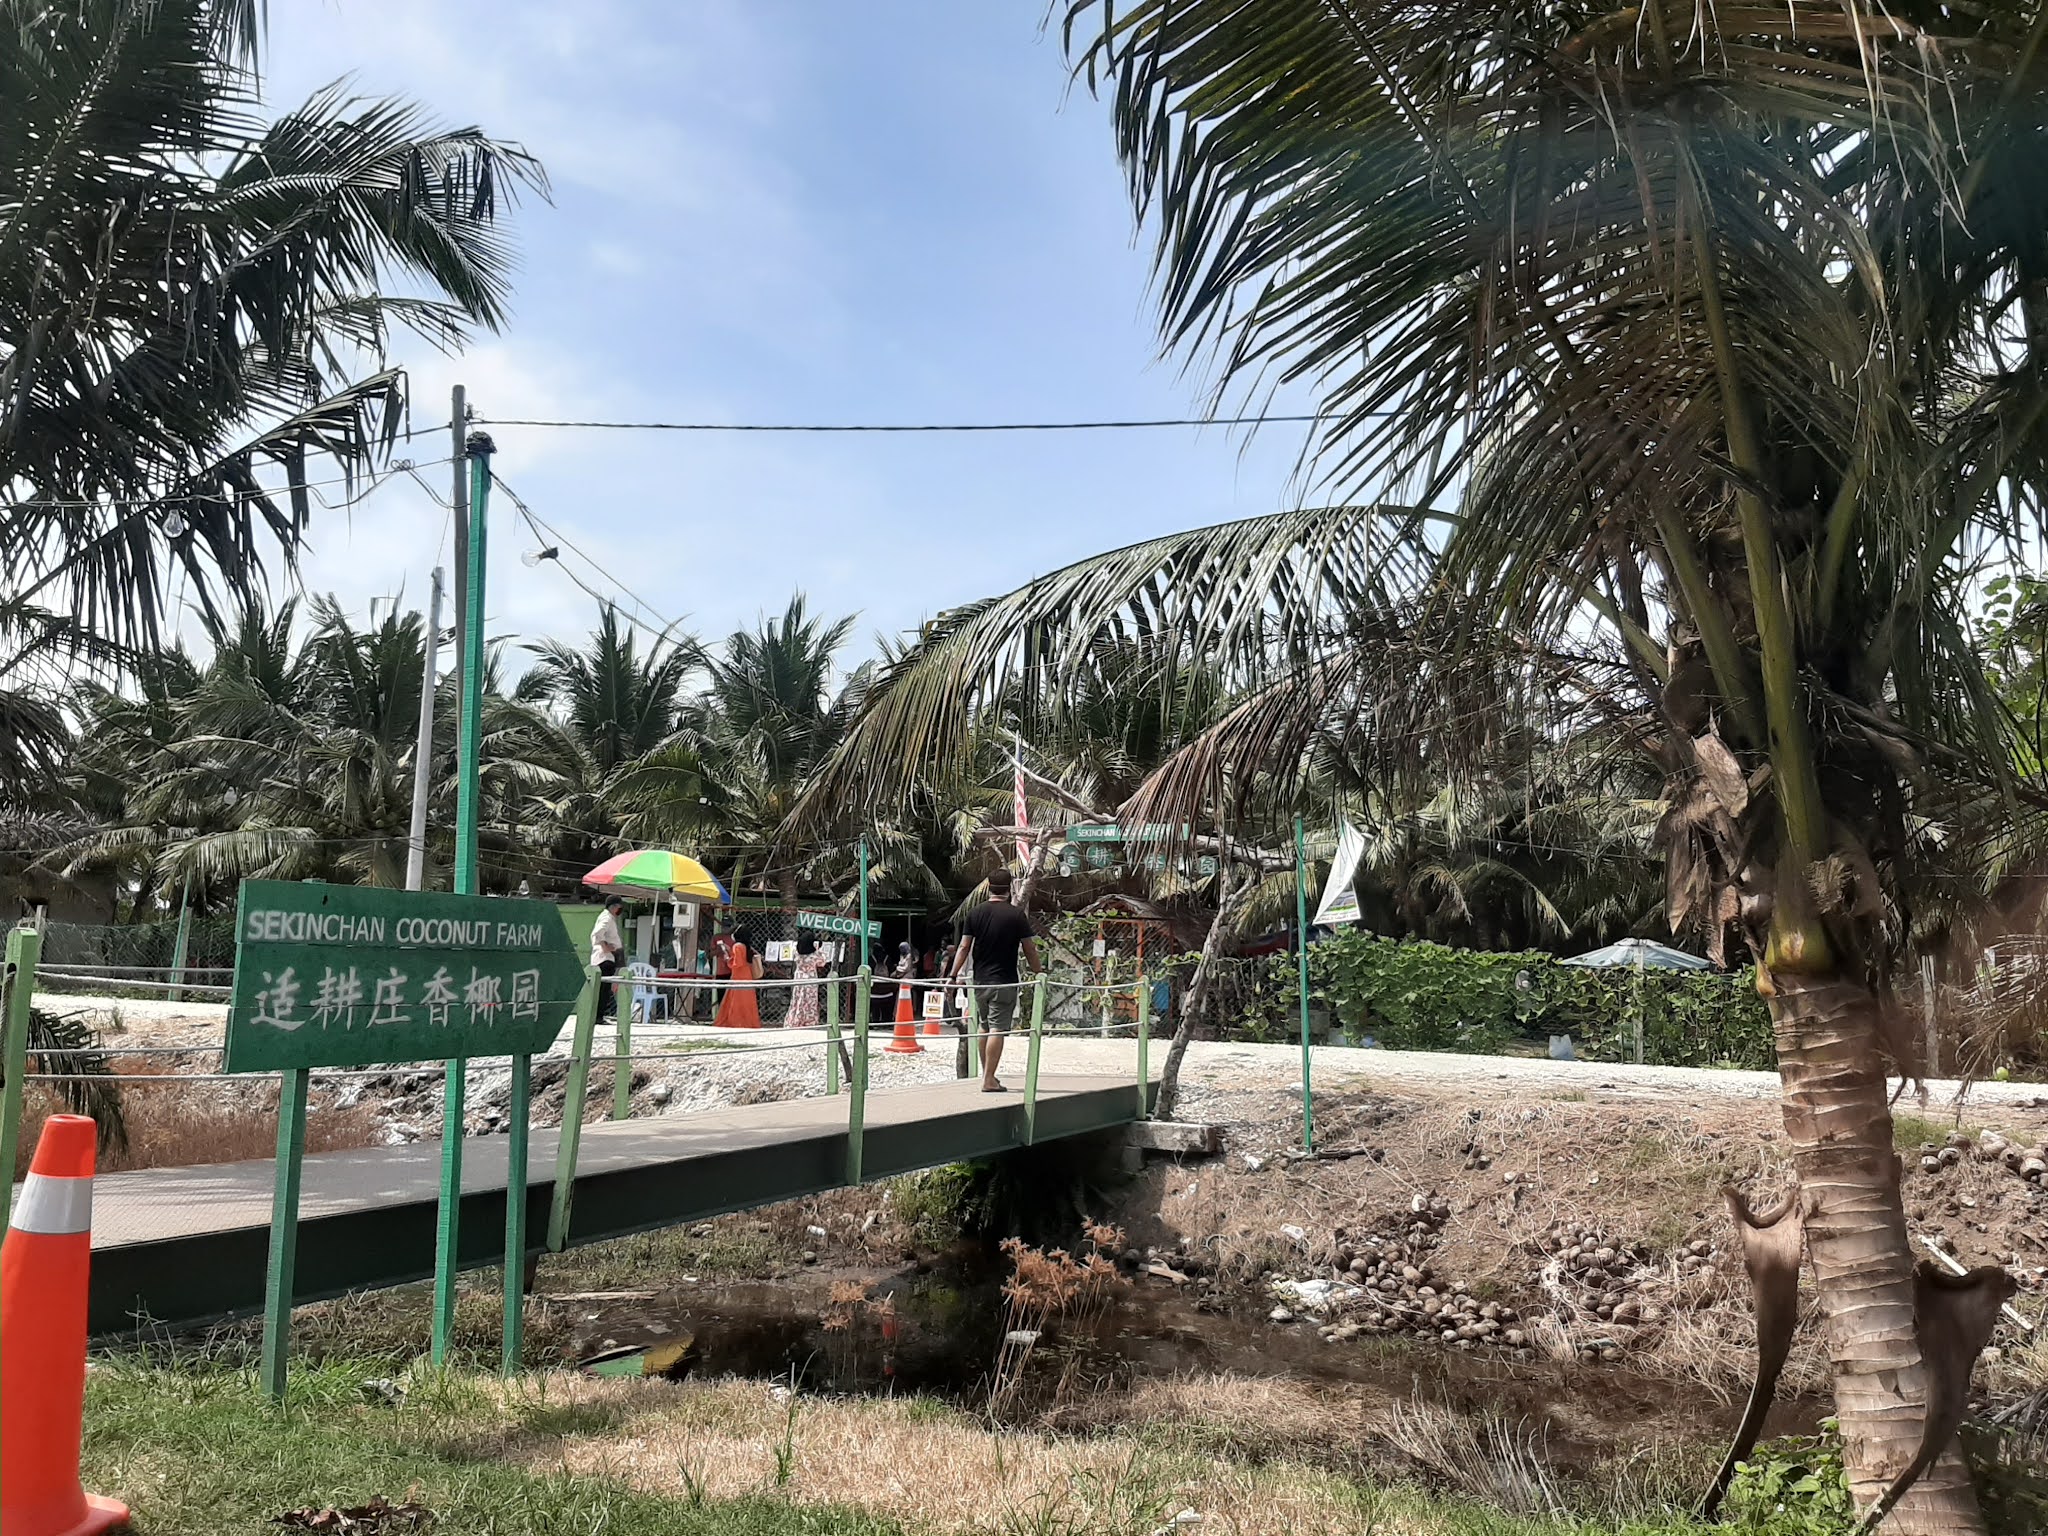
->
xmin=1200 ymin=931 xmax=1775 ymax=1070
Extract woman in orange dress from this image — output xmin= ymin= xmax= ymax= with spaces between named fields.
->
xmin=713 ymin=927 xmax=762 ymax=1029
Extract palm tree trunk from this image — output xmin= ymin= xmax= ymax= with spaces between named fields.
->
xmin=1768 ymin=969 xmax=1984 ymax=1534
xmin=1156 ymin=871 xmax=1249 ymax=1120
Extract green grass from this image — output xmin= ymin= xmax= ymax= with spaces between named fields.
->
xmin=81 ymin=1354 xmax=1991 ymax=1536
xmin=1892 ymin=1112 xmax=1972 ymax=1152
xmin=83 ymin=1358 xmax=904 ymax=1536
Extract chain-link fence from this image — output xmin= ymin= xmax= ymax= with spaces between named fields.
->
xmin=43 ymin=915 xmax=238 ymax=975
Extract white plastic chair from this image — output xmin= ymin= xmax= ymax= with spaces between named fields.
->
xmin=626 ymin=961 xmax=664 ymax=1023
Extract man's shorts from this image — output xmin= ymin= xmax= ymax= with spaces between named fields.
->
xmin=977 ymin=982 xmax=1024 ymax=1034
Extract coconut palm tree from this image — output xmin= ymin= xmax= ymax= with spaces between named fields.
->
xmin=0 ymin=0 xmax=541 ymax=742
xmin=59 ymin=597 xmax=436 ymax=897
xmin=666 ymin=595 xmax=864 ymax=902
xmin=509 ymin=604 xmax=698 ymax=887
xmin=809 ymin=2 xmax=2048 ymax=1524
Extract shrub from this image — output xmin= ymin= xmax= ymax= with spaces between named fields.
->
xmin=1203 ymin=931 xmax=1775 ymax=1069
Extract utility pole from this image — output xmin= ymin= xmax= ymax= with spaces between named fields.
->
xmin=432 ymin=426 xmax=492 ymax=1366
xmin=404 ymin=566 xmax=444 ymax=892
xmin=454 ymin=434 xmax=491 ymax=896
xmin=448 ymin=384 xmax=469 ymax=769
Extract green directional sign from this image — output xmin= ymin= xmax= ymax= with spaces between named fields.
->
xmin=225 ymin=880 xmax=585 ymax=1073
xmin=1064 ymin=822 xmax=1187 ymax=844
xmin=797 ymin=910 xmax=880 ymax=939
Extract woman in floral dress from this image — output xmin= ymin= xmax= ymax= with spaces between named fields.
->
xmin=786 ymin=935 xmax=828 ymax=1029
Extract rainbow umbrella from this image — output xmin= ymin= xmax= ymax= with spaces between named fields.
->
xmin=583 ymin=849 xmax=729 ymax=904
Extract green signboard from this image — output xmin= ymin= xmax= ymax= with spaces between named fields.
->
xmin=225 ymin=881 xmax=585 ymax=1073
xmin=797 ymin=910 xmax=880 ymax=939
xmin=1064 ymin=822 xmax=1187 ymax=844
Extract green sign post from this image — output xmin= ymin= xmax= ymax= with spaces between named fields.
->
xmin=227 ymin=879 xmax=582 ymax=1396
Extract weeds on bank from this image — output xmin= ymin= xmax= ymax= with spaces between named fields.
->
xmin=990 ymin=1221 xmax=1128 ymax=1412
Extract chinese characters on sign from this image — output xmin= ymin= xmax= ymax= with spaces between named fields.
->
xmin=225 ymin=881 xmax=585 ymax=1073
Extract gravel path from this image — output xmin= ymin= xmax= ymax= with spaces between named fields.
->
xmin=33 ymin=992 xmax=2048 ymax=1122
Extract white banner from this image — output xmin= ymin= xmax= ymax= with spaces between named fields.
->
xmin=1313 ymin=817 xmax=1366 ymax=927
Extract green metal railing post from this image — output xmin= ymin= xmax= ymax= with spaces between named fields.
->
xmin=965 ymin=985 xmax=981 ymax=1078
xmin=501 ymin=1051 xmax=532 ymax=1376
xmin=547 ymin=968 xmax=600 ymax=1253
xmin=1024 ymin=974 xmax=1046 ymax=1144
xmin=1294 ymin=814 xmax=1315 ymax=1154
xmin=259 ymin=1066 xmax=310 ymax=1399
xmin=1100 ymin=953 xmax=1115 ymax=1037
xmin=1135 ymin=974 xmax=1152 ymax=1120
xmin=611 ymin=991 xmax=632 ymax=1121
xmin=825 ymin=974 xmax=842 ymax=1095
xmin=0 ymin=925 xmax=42 ymax=1239
xmin=847 ymin=967 xmax=870 ymax=1184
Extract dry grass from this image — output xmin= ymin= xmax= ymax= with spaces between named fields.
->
xmin=523 ymin=1375 xmax=1413 ymax=1536
xmin=1380 ymin=1397 xmax=1564 ymax=1519
xmin=16 ymin=1065 xmax=382 ymax=1175
xmin=1050 ymin=1372 xmax=1363 ymax=1464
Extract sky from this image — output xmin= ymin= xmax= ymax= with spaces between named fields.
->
xmin=250 ymin=0 xmax=1326 ymax=670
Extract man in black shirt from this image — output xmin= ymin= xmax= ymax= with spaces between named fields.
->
xmin=946 ymin=869 xmax=1039 ymax=1092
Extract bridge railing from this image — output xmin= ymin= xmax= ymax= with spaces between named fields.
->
xmin=14 ymin=961 xmax=1156 ymax=1242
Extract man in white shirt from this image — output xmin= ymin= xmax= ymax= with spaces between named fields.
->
xmin=590 ymin=896 xmax=626 ymax=1021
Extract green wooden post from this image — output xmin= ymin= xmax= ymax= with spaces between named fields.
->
xmin=1294 ymin=814 xmax=1314 ymax=1154
xmin=965 ymin=985 xmax=981 ymax=1078
xmin=611 ymin=992 xmax=633 ymax=1121
xmin=847 ymin=966 xmax=870 ymax=1185
xmin=434 ymin=439 xmax=492 ymax=1368
xmin=547 ymin=969 xmax=600 ymax=1253
xmin=1 ymin=925 xmax=43 ymax=1238
xmin=501 ymin=1051 xmax=532 ymax=1376
xmin=1024 ymin=974 xmax=1046 ymax=1145
xmin=1135 ymin=974 xmax=1152 ymax=1121
xmin=825 ymin=973 xmax=841 ymax=1095
xmin=430 ymin=1061 xmax=466 ymax=1367
xmin=259 ymin=1066 xmax=311 ymax=1399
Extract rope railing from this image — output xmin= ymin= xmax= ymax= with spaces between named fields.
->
xmin=34 ymin=963 xmax=234 ymax=975
xmin=36 ymin=970 xmax=233 ymax=997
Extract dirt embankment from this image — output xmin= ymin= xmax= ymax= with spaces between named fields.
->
xmin=1124 ymin=1062 xmax=2047 ymax=1401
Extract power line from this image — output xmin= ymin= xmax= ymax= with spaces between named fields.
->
xmin=5 ymin=457 xmax=459 ymax=512
xmin=473 ymin=413 xmax=1355 ymax=435
xmin=490 ymin=471 xmax=687 ymax=642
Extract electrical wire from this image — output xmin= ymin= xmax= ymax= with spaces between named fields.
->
xmin=490 ymin=470 xmax=686 ymax=641
xmin=473 ymin=414 xmax=1360 ymax=434
xmin=6 ymin=457 xmax=460 ymax=512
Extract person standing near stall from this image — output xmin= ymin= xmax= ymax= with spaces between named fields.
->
xmin=591 ymin=896 xmax=627 ymax=1024
xmin=714 ymin=926 xmax=763 ymax=1029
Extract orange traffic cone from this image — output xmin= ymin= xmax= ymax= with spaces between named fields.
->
xmin=884 ymin=987 xmax=923 ymax=1054
xmin=2 ymin=1114 xmax=129 ymax=1536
